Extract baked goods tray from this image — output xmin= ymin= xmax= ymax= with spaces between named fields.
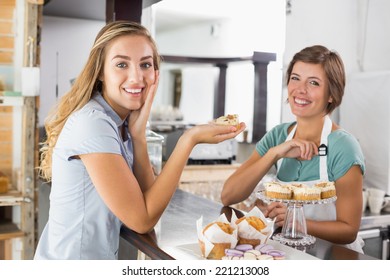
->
xmin=256 ymin=190 xmax=337 ymax=205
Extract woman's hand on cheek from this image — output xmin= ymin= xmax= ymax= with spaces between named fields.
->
xmin=128 ymin=71 xmax=159 ymax=138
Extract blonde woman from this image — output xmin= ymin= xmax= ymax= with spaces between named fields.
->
xmin=35 ymin=21 xmax=245 ymax=260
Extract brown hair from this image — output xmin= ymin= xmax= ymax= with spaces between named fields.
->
xmin=39 ymin=21 xmax=161 ymax=181
xmin=286 ymin=45 xmax=345 ymax=114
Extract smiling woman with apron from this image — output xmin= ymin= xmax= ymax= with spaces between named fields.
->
xmin=221 ymin=45 xmax=366 ymax=254
xmin=274 ymin=115 xmax=365 ymax=253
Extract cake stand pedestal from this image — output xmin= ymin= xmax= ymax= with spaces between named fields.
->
xmin=257 ymin=190 xmax=337 ymax=247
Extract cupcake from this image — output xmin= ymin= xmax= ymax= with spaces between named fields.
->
xmin=197 ymin=214 xmax=238 ymax=259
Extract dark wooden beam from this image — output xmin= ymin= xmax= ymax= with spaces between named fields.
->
xmin=106 ymin=0 xmax=142 ymax=23
xmin=252 ymin=52 xmax=276 ymax=142
xmin=214 ymin=64 xmax=227 ymax=118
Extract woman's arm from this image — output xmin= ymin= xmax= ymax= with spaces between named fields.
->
xmin=221 ymin=138 xmax=319 ymax=206
xmin=130 ymin=134 xmax=155 ymax=193
xmin=306 ymin=165 xmax=363 ymax=244
xmin=80 ymin=123 xmax=245 ymax=234
xmin=221 ymin=151 xmax=276 ymax=206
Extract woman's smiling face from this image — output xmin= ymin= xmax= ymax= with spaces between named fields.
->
xmin=287 ymin=61 xmax=332 ymax=119
xmin=100 ymin=34 xmax=156 ymax=119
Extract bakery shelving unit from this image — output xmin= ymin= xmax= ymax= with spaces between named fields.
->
xmin=0 ymin=96 xmax=37 ymax=260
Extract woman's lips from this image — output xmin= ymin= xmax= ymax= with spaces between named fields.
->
xmin=124 ymin=88 xmax=142 ymax=96
xmin=294 ymin=97 xmax=311 ymax=105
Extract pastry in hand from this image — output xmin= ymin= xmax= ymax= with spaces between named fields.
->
xmin=214 ymin=114 xmax=240 ymax=128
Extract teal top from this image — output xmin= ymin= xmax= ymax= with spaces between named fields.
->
xmin=256 ymin=122 xmax=365 ymax=182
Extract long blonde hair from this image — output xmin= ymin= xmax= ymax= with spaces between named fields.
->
xmin=39 ymin=21 xmax=161 ymax=181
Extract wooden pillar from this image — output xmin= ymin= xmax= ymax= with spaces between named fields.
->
xmin=214 ymin=64 xmax=227 ymax=119
xmin=106 ymin=0 xmax=143 ymax=23
xmin=252 ymin=62 xmax=268 ymax=142
xmin=252 ymin=52 xmax=276 ymax=143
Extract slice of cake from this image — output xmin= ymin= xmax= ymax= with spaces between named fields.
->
xmin=290 ymin=183 xmax=321 ymax=200
xmin=315 ymin=181 xmax=336 ymax=199
xmin=264 ymin=181 xmax=292 ymax=199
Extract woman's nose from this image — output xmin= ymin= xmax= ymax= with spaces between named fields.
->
xmin=295 ymin=81 xmax=307 ymax=93
xmin=128 ymin=66 xmax=142 ymax=83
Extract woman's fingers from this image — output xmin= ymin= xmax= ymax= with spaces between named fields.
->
xmin=187 ymin=122 xmax=246 ymax=145
xmin=265 ymin=202 xmax=286 ymax=226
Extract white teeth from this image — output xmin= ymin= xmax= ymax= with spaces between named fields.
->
xmin=125 ymin=88 xmax=142 ymax=93
xmin=294 ymin=98 xmax=310 ymax=105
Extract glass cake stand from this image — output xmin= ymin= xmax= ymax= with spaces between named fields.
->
xmin=256 ymin=190 xmax=337 ymax=247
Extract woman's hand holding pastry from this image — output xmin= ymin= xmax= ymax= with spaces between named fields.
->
xmin=271 ymin=139 xmax=318 ymax=161
xmin=184 ymin=122 xmax=246 ymax=146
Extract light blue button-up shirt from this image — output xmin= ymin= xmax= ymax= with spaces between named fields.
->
xmin=34 ymin=92 xmax=134 ymax=259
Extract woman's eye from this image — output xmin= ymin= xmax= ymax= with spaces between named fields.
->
xmin=309 ymin=80 xmax=320 ymax=86
xmin=141 ymin=62 xmax=153 ymax=69
xmin=290 ymin=76 xmax=299 ymax=81
xmin=116 ymin=62 xmax=127 ymax=68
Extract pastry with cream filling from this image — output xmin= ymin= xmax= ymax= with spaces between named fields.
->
xmin=315 ymin=181 xmax=336 ymax=199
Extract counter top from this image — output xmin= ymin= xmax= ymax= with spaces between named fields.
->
xmin=120 ymin=189 xmax=377 ymax=260
xmin=360 ymin=210 xmax=390 ymax=230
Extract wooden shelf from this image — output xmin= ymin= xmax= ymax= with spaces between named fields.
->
xmin=0 ymin=220 xmax=24 ymax=240
xmin=0 ymin=191 xmax=26 ymax=206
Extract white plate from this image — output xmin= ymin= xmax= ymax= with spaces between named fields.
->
xmin=160 ymin=239 xmax=319 ymax=260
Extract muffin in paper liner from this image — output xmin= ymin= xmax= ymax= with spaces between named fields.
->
xmin=234 ymin=207 xmax=274 ymax=247
xmin=197 ymin=214 xmax=238 ymax=259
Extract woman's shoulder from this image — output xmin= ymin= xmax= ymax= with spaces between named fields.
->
xmin=64 ymin=100 xmax=117 ymax=138
xmin=328 ymin=128 xmax=365 ymax=178
xmin=71 ymin=100 xmax=113 ymax=125
xmin=329 ymin=129 xmax=361 ymax=149
xmin=268 ymin=121 xmax=295 ymax=136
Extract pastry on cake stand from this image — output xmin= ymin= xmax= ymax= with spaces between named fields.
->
xmin=257 ymin=190 xmax=336 ymax=247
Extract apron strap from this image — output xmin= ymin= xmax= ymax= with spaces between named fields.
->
xmin=276 ymin=123 xmax=296 ymax=170
xmin=319 ymin=115 xmax=332 ymax=181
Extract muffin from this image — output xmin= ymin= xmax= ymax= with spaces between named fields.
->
xmin=234 ymin=207 xmax=274 ymax=247
xmin=197 ymin=216 xmax=238 ymax=260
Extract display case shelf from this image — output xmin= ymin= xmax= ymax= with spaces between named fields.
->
xmin=0 ymin=220 xmax=24 ymax=240
xmin=0 ymin=96 xmax=37 ymax=259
